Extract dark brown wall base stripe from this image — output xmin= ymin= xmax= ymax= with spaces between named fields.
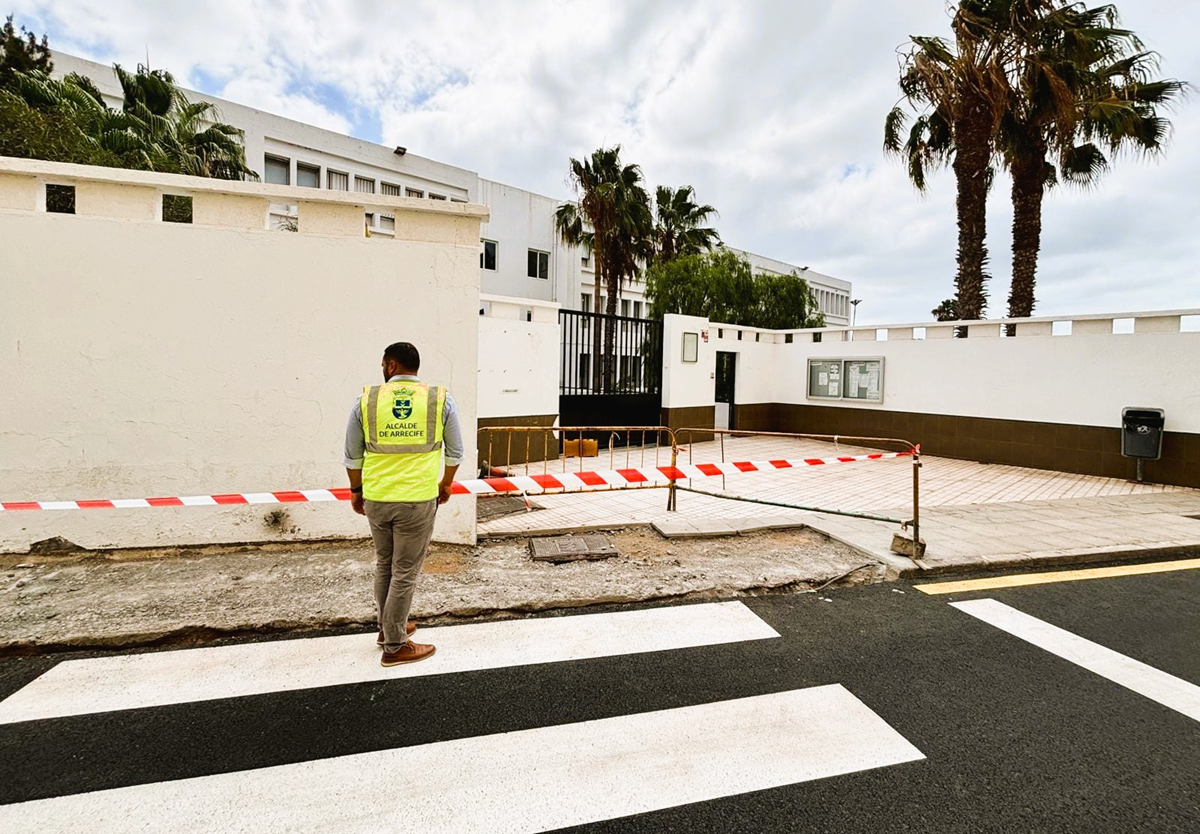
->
xmin=477 ymin=415 xmax=558 ymax=468
xmin=661 ymin=406 xmax=715 ymax=434
xmin=736 ymin=403 xmax=1199 ymax=489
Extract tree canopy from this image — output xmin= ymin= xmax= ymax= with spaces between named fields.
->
xmin=645 ymin=250 xmax=824 ymax=330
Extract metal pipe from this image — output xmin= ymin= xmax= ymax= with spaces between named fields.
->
xmin=673 ymin=485 xmax=905 ymax=524
xmin=912 ymin=448 xmax=921 ymax=554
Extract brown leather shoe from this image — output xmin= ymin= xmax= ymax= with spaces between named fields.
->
xmin=376 ymin=622 xmax=417 ymax=646
xmin=380 ymin=642 xmax=436 ymax=667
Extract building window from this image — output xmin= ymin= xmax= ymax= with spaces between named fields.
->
xmin=327 ymin=170 xmax=349 ymax=191
xmin=45 ymin=184 xmax=76 ymax=214
xmin=429 ymin=193 xmax=447 ymax=201
xmin=355 ymin=176 xmax=376 ymax=194
xmin=381 ymin=182 xmax=402 ymax=197
xmin=481 ymin=239 xmax=497 ymax=270
xmin=406 ymin=187 xmax=424 ymax=198
xmin=527 ymin=249 xmax=549 ymax=279
xmin=296 ymin=163 xmax=320 ymax=188
xmin=162 ymin=194 xmax=193 ymax=224
xmin=264 ymin=155 xmax=290 ymax=185
xmin=379 ymin=214 xmax=395 ymax=231
xmin=450 ymin=197 xmax=467 ymax=203
xmin=633 ymin=301 xmax=643 ymax=319
xmin=785 ymin=333 xmax=794 ymax=344
xmin=621 ymin=299 xmax=630 ymax=317
xmin=813 ymin=332 xmax=823 ymax=343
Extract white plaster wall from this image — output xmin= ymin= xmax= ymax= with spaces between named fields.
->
xmin=0 ymin=166 xmax=485 ymax=552
xmin=775 ymin=331 xmax=1200 ymax=432
xmin=709 ymin=328 xmax=783 ymax=407
xmin=664 ymin=314 xmax=1200 ymax=434
xmin=478 ymin=318 xmax=561 ymax=419
xmin=661 ymin=315 xmax=716 ymax=409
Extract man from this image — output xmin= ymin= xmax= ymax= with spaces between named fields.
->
xmin=344 ymin=342 xmax=463 ymax=667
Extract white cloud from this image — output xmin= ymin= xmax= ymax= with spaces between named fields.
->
xmin=10 ymin=0 xmax=1199 ymax=324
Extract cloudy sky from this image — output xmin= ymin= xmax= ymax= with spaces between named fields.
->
xmin=11 ymin=0 xmax=1198 ymax=325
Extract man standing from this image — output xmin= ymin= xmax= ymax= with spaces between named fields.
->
xmin=344 ymin=342 xmax=463 ymax=667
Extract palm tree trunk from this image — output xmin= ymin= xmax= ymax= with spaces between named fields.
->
xmin=603 ymin=268 xmax=619 ymax=393
xmin=1008 ymin=143 xmax=1045 ymax=330
xmin=592 ymin=262 xmax=602 ymax=392
xmin=951 ymin=106 xmax=992 ymax=328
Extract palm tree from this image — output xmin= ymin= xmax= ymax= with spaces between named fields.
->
xmin=556 ymin=147 xmax=652 ymax=391
xmin=1001 ymin=4 xmax=1185 ymax=322
xmin=652 ymin=185 xmax=720 ymax=264
xmin=111 ymin=64 xmax=256 ymax=180
xmin=887 ymin=0 xmax=1058 ymax=323
xmin=6 ymin=62 xmax=255 ymax=180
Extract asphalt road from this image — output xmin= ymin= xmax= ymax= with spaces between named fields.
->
xmin=0 ymin=562 xmax=1197 ymax=832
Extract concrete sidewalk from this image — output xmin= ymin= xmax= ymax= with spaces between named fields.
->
xmin=479 ymin=437 xmax=1200 ymax=572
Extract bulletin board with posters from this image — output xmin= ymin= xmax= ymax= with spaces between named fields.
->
xmin=807 ymin=358 xmax=884 ymax=403
xmin=807 ymin=359 xmax=843 ymax=399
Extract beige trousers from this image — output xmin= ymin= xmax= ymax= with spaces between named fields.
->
xmin=364 ymin=499 xmax=437 ymax=652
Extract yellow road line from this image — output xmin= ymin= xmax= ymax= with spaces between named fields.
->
xmin=913 ymin=558 xmax=1200 ymax=595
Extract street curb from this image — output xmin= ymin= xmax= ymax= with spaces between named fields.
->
xmin=900 ymin=542 xmax=1200 ymax=577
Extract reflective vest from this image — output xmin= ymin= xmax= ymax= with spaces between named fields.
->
xmin=359 ymin=381 xmax=446 ymax=502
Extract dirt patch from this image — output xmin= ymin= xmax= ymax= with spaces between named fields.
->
xmin=0 ymin=525 xmax=878 ymax=654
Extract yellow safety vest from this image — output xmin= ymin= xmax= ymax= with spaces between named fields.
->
xmin=360 ymin=381 xmax=446 ymax=502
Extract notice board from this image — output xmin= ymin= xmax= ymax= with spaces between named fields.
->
xmin=807 ymin=358 xmax=884 ymax=403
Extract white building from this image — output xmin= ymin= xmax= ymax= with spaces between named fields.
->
xmin=51 ymin=52 xmax=852 ymax=325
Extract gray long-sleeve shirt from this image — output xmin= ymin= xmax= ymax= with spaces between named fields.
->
xmin=343 ymin=375 xmax=464 ymax=469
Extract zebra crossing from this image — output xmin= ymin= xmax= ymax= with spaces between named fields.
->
xmin=0 ymin=601 xmax=925 ymax=833
xmin=4 ymin=570 xmax=1197 ymax=833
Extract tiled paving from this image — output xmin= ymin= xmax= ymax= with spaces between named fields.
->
xmin=479 ymin=436 xmax=1187 ymax=538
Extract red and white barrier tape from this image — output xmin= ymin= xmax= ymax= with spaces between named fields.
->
xmin=0 ymin=450 xmax=914 ymax=510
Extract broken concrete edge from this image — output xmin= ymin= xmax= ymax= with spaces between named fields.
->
xmin=0 ymin=535 xmax=375 ymax=563
xmin=902 ymin=542 xmax=1200 ymax=577
xmin=481 ymin=523 xmax=656 ymax=539
xmin=0 ymin=571 xmax=886 ymax=658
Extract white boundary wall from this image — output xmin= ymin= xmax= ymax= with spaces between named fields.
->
xmin=0 ymin=159 xmax=488 ymax=551
xmin=666 ymin=312 xmax=1200 ymax=433
xmin=478 ymin=295 xmax=560 ymax=420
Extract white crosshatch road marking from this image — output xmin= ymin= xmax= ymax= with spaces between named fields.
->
xmin=0 ymin=685 xmax=925 ymax=834
xmin=952 ymin=598 xmax=1200 ymax=722
xmin=0 ymin=601 xmax=779 ymax=724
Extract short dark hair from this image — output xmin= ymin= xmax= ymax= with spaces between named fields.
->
xmin=383 ymin=342 xmax=420 ymax=371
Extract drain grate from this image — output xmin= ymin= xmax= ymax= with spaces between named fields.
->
xmin=530 ymin=534 xmax=619 ymax=563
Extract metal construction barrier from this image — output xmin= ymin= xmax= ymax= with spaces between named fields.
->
xmin=672 ymin=427 xmax=922 ymax=551
xmin=475 ymin=425 xmax=678 ymax=506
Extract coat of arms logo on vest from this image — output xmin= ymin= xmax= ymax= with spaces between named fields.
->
xmin=392 ymin=388 xmax=414 ymax=420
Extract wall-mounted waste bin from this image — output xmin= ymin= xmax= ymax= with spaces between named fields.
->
xmin=1121 ymin=407 xmax=1165 ymax=460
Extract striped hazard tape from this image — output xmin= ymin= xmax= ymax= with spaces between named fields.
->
xmin=0 ymin=450 xmax=914 ymax=510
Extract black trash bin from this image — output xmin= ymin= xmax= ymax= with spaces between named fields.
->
xmin=1121 ymin=407 xmax=1165 ymax=460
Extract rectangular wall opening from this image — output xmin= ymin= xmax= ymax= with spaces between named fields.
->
xmin=162 ymin=194 xmax=193 ymax=224
xmin=46 ymin=184 xmax=75 ymax=214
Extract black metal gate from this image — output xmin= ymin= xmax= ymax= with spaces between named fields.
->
xmin=559 ymin=309 xmax=663 ymax=442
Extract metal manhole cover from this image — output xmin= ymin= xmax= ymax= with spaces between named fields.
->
xmin=530 ymin=534 xmax=619 ymax=563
